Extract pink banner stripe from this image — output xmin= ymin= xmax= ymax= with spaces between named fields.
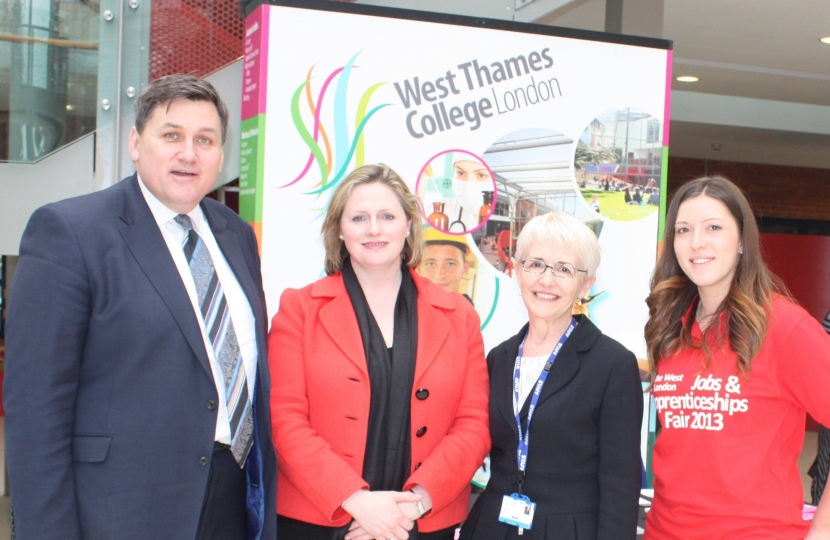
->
xmin=663 ymin=49 xmax=673 ymax=146
xmin=241 ymin=5 xmax=269 ymax=119
xmin=258 ymin=5 xmax=269 ymax=115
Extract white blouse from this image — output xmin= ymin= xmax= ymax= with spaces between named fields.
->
xmin=513 ymin=355 xmax=550 ymax=415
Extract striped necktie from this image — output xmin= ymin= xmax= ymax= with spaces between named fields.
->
xmin=175 ymin=214 xmax=254 ymax=467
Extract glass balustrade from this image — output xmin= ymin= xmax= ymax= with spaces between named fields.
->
xmin=0 ymin=0 xmax=99 ymax=162
xmin=0 ymin=0 xmax=245 ymax=187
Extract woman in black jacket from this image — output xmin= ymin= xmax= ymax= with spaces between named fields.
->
xmin=460 ymin=212 xmax=643 ymax=540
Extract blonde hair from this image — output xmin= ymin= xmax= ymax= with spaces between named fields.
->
xmin=514 ymin=212 xmax=601 ymax=279
xmin=322 ymin=164 xmax=424 ymax=275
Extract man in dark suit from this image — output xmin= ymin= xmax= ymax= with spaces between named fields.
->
xmin=4 ymin=74 xmax=276 ymax=540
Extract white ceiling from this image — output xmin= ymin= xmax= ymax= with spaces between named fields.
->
xmin=536 ymin=0 xmax=830 ymax=168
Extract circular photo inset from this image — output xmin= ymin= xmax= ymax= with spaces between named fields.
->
xmin=477 ymin=127 xmax=602 ymax=276
xmin=417 ymin=225 xmax=478 ymax=304
xmin=416 ymin=150 xmax=497 ymax=235
xmin=574 ymin=108 xmax=662 ymax=221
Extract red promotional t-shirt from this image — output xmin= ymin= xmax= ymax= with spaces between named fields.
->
xmin=645 ymin=297 xmax=830 ymax=539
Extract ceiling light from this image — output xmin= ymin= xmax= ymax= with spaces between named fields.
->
xmin=821 ymin=36 xmax=830 ymax=44
xmin=65 ymin=104 xmax=76 ymax=111
xmin=676 ymin=76 xmax=700 ymax=83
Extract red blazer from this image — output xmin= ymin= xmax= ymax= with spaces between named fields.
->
xmin=269 ymin=269 xmax=490 ymax=532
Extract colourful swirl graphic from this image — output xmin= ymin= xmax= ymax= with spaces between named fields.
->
xmin=480 ymin=275 xmax=500 ymax=331
xmin=281 ymin=51 xmax=390 ymax=201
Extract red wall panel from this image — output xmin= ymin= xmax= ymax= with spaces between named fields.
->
xmin=761 ymin=233 xmax=830 ymax=430
xmin=761 ymin=233 xmax=830 ymax=323
xmin=149 ymin=0 xmax=245 ymax=80
xmin=148 ymin=0 xmax=360 ymax=80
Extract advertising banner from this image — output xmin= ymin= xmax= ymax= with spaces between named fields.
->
xmin=242 ymin=0 xmax=672 ymax=489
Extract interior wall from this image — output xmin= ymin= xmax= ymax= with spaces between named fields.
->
xmin=668 ymin=156 xmax=830 ymax=221
xmin=761 ymin=234 xmax=830 ymax=323
xmin=761 ymin=233 xmax=830 ymax=430
xmin=0 ymin=134 xmax=96 ymax=256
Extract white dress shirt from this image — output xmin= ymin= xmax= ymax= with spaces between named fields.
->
xmin=138 ymin=177 xmax=258 ymax=444
xmin=513 ymin=355 xmax=549 ymax=415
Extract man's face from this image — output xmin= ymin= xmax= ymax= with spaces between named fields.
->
xmin=419 ymin=243 xmax=469 ymax=293
xmin=128 ymin=99 xmax=224 ymax=214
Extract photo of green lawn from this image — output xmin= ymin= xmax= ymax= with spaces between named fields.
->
xmin=581 ymin=189 xmax=657 ymax=221
xmin=575 ymin=108 xmax=663 ymax=222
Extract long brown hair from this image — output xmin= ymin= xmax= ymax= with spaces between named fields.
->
xmin=645 ymin=176 xmax=787 ymax=380
xmin=321 ymin=164 xmax=424 ymax=276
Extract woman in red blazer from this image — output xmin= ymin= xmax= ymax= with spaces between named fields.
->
xmin=269 ymin=164 xmax=490 ymax=540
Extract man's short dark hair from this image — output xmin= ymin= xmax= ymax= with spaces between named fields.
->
xmin=133 ymin=73 xmax=229 ymax=144
xmin=426 ymin=240 xmax=468 ymax=255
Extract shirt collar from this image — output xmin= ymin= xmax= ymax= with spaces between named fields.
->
xmin=137 ymin=174 xmax=207 ymax=230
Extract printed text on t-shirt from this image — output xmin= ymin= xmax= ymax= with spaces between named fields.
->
xmin=653 ymin=374 xmax=748 ymax=431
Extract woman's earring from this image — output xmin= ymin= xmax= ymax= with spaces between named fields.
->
xmin=339 ymin=235 xmax=344 ymax=240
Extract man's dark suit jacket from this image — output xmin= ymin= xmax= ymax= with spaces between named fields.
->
xmin=460 ymin=315 xmax=643 ymax=540
xmin=4 ymin=175 xmax=277 ymax=540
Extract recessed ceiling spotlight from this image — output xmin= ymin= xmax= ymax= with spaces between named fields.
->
xmin=676 ymin=76 xmax=700 ymax=82
xmin=66 ymin=104 xmax=76 ymax=111
xmin=821 ymin=36 xmax=830 ymax=44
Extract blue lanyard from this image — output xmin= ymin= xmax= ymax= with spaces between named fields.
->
xmin=513 ymin=318 xmax=577 ymax=486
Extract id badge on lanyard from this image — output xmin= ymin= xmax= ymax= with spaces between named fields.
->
xmin=498 ymin=318 xmax=577 ymax=535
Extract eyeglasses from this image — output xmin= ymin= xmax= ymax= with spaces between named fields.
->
xmin=519 ymin=259 xmax=587 ymax=279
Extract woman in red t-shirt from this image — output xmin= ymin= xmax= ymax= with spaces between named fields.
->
xmin=643 ymin=176 xmax=830 ymax=539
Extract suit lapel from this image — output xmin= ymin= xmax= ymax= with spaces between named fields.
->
xmin=206 ymin=203 xmax=270 ymax=392
xmin=410 ymin=271 xmax=451 ymax=384
xmin=503 ymin=320 xmax=587 ymax=425
xmin=317 ymin=277 xmax=370 ymax=378
xmin=413 ymin=296 xmax=449 ymax=384
xmin=117 ymin=176 xmax=213 ymax=378
xmin=208 ymin=209 xmax=258 ymax=314
xmin=495 ymin=328 xmax=525 ymax=438
xmin=527 ymin=317 xmax=592 ymax=412
xmin=527 ymin=342 xmax=579 ymax=412
xmin=315 ymin=271 xmax=459 ymax=382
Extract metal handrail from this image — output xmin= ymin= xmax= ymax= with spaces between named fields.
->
xmin=0 ymin=32 xmax=97 ymax=50
xmin=0 ymin=132 xmax=96 ymax=165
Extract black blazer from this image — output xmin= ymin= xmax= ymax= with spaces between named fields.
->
xmin=460 ymin=315 xmax=642 ymax=540
xmin=4 ymin=175 xmax=277 ymax=540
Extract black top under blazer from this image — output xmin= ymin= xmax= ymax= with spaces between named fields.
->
xmin=460 ymin=315 xmax=643 ymax=540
